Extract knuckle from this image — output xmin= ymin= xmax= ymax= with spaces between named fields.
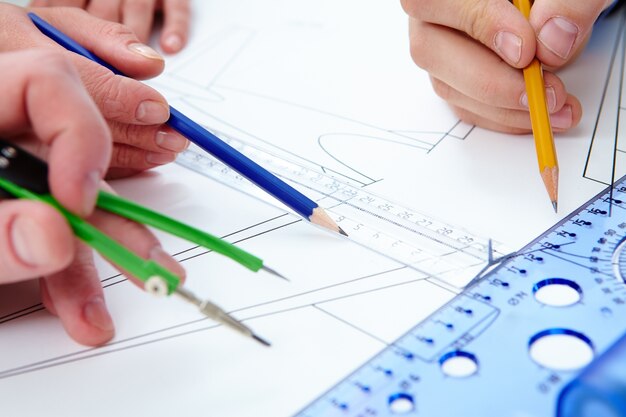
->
xmin=113 ymin=123 xmax=153 ymax=149
xmin=97 ymin=20 xmax=136 ymax=41
xmin=459 ymin=2 xmax=491 ymax=42
xmin=86 ymin=74 xmax=130 ymax=119
xmin=112 ymin=144 xmax=137 ymax=168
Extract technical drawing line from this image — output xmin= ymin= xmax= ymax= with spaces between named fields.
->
xmin=0 ymin=306 xmax=44 ymax=325
xmin=203 ymin=32 xmax=257 ymax=90
xmin=0 ymin=270 xmax=444 ymax=380
xmin=0 ymin=304 xmax=43 ymax=323
xmin=181 ymin=99 xmax=378 ymax=187
xmin=0 ymin=214 xmax=298 ymax=324
xmin=316 ymin=132 xmax=433 ymax=184
xmin=212 ymin=84 xmax=459 ymax=155
xmin=0 ymin=319 xmax=221 ymax=380
xmin=177 ymin=219 xmax=301 ymax=264
xmin=163 ymin=26 xmax=466 ymax=162
xmin=313 ymin=304 xmax=391 ymax=346
xmin=584 ymin=11 xmax=626 ymax=181
xmin=168 ymin=27 xmax=256 ymax=88
xmin=610 ymin=18 xmax=626 ymax=215
xmin=427 ymin=119 xmax=463 ymax=154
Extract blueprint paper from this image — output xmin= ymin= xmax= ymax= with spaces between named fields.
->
xmin=0 ymin=1 xmax=625 ymax=416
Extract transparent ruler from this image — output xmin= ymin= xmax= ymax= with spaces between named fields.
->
xmin=177 ymin=138 xmax=497 ymax=289
xmin=293 ymin=177 xmax=626 ymax=416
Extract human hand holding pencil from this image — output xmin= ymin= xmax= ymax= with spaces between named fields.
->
xmin=0 ymin=4 xmax=189 ymax=178
xmin=399 ymin=0 xmax=616 ymax=133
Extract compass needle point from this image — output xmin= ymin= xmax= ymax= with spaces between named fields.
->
xmin=262 ymin=265 xmax=290 ymax=281
xmin=253 ymin=334 xmax=272 ymax=347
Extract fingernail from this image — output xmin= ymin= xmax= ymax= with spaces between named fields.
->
xmin=551 ymin=105 xmax=573 ymax=129
xmin=155 ymin=130 xmax=189 ymax=152
xmin=538 ymin=17 xmax=579 ymax=60
xmin=128 ymin=43 xmax=163 ymax=60
xmin=520 ymin=92 xmax=529 ymax=108
xmin=83 ymin=296 xmax=114 ymax=332
xmin=146 ymin=152 xmax=177 ymax=165
xmin=164 ymin=34 xmax=183 ymax=52
xmin=519 ymin=87 xmax=556 ymax=111
xmin=82 ymin=170 xmax=101 ymax=216
xmin=11 ymin=216 xmax=52 ymax=266
xmin=494 ymin=31 xmax=522 ymax=64
xmin=546 ymin=86 xmax=557 ymax=112
xmin=136 ymin=100 xmax=170 ymax=124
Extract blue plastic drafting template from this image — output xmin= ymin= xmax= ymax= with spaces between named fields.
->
xmin=2 ymin=2 xmax=626 ymax=417
xmin=292 ymin=177 xmax=626 ymax=417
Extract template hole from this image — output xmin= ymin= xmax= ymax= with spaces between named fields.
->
xmin=388 ymin=393 xmax=415 ymax=414
xmin=439 ymin=351 xmax=478 ymax=378
xmin=533 ymin=278 xmax=582 ymax=307
xmin=529 ymin=329 xmax=594 ymax=371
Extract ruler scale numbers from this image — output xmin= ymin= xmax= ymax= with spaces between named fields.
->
xmin=293 ymin=180 xmax=626 ymax=416
xmin=178 ymin=138 xmax=497 ymax=289
xmin=178 ymin=135 xmax=626 ymax=416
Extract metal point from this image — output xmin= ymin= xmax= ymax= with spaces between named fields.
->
xmin=552 ymin=201 xmax=558 ymax=213
xmin=175 ymin=287 xmax=269 ymax=346
xmin=253 ymin=334 xmax=272 ymax=347
xmin=262 ymin=265 xmax=290 ymax=281
xmin=338 ymin=226 xmax=348 ymax=237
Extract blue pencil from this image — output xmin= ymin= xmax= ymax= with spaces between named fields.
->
xmin=28 ymin=12 xmax=346 ymax=236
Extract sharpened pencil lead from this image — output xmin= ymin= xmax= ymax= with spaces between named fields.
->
xmin=552 ymin=201 xmax=558 ymax=213
xmin=253 ymin=334 xmax=272 ymax=347
xmin=262 ymin=265 xmax=290 ymax=281
xmin=310 ymin=207 xmax=345 ymax=236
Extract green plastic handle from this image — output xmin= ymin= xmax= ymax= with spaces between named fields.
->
xmin=0 ymin=177 xmax=181 ymax=294
xmin=97 ymin=191 xmax=264 ymax=272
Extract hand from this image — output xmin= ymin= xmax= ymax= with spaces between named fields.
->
xmin=0 ymin=49 xmax=185 ymax=346
xmin=400 ymin=0 xmax=612 ymax=133
xmin=0 ymin=4 xmax=189 ymax=179
xmin=29 ymin=0 xmax=190 ymax=53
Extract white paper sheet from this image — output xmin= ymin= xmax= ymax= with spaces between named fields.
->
xmin=1 ymin=1 xmax=624 ymax=416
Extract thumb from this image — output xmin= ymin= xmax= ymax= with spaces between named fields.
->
xmin=0 ymin=200 xmax=74 ymax=283
xmin=530 ymin=0 xmax=612 ymax=67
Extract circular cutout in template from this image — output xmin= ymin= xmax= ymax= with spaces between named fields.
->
xmin=533 ymin=278 xmax=582 ymax=307
xmin=439 ymin=351 xmax=479 ymax=378
xmin=529 ymin=328 xmax=594 ymax=371
xmin=388 ymin=393 xmax=415 ymax=414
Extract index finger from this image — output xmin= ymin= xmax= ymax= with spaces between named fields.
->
xmin=400 ymin=0 xmax=537 ymax=67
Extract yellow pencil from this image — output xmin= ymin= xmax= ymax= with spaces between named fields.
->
xmin=513 ymin=0 xmax=559 ymax=212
